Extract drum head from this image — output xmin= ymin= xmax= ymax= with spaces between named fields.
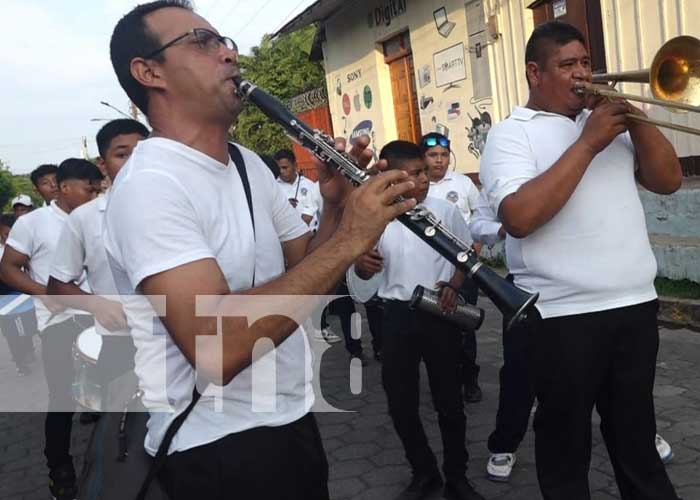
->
xmin=76 ymin=327 xmax=102 ymax=363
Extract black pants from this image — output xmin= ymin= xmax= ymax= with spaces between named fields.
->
xmin=532 ymin=300 xmax=678 ymax=500
xmin=158 ymin=413 xmax=329 ymax=500
xmin=460 ymin=278 xmax=479 ymax=385
xmin=323 ymin=281 xmax=362 ymax=356
xmin=1 ymin=310 xmax=36 ymax=369
xmin=382 ymin=300 xmax=467 ymax=480
xmin=41 ymin=316 xmax=92 ymax=473
xmin=364 ymin=296 xmax=384 ymax=355
xmin=487 ymin=311 xmax=537 ymax=453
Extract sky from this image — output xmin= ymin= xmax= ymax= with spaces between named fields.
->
xmin=0 ymin=0 xmax=316 ymax=174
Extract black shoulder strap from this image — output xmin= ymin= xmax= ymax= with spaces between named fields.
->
xmin=135 ymin=387 xmax=200 ymax=500
xmin=228 ymin=142 xmax=255 ymax=232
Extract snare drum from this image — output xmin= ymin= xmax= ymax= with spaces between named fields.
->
xmin=73 ymin=327 xmax=103 ymax=412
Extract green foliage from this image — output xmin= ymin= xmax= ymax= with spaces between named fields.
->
xmin=655 ymin=277 xmax=700 ymax=300
xmin=231 ymin=26 xmax=326 ymax=155
xmin=0 ymin=159 xmax=15 ymax=211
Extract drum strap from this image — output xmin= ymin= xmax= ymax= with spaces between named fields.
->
xmin=135 ymin=143 xmax=256 ymax=500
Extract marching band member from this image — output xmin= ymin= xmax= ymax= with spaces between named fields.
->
xmin=48 ymin=119 xmax=149 ymax=403
xmin=354 ymin=140 xmax=484 ymax=500
xmin=420 ymin=133 xmax=482 ymax=404
xmin=0 ymin=159 xmax=102 ymax=500
xmin=479 ymin=21 xmax=681 ymax=499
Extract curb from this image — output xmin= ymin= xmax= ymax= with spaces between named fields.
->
xmin=658 ymin=296 xmax=700 ymax=332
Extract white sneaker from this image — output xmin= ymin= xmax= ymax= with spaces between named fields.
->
xmin=312 ymin=328 xmax=342 ymax=344
xmin=656 ymin=434 xmax=673 ymax=464
xmin=487 ymin=453 xmax=516 ymax=482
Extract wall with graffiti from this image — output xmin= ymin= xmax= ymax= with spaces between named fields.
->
xmin=322 ymin=0 xmax=502 ymax=174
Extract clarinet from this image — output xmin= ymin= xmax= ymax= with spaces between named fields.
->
xmin=233 ymin=77 xmax=538 ymax=331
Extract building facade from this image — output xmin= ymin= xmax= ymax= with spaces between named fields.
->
xmin=280 ymin=0 xmax=700 ymax=175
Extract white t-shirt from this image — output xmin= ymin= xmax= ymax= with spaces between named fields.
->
xmin=429 ymin=173 xmax=480 ymax=223
xmin=5 ymin=201 xmax=89 ymax=331
xmin=365 ymin=196 xmax=472 ymax=302
xmin=51 ymin=191 xmax=127 ymax=337
xmin=103 ymin=138 xmax=313 ymax=456
xmin=468 ymin=190 xmax=503 ymax=247
xmin=479 ymin=106 xmax=657 ymax=318
xmin=275 ymin=174 xmax=319 ymax=222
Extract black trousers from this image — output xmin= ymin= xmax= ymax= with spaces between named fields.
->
xmin=158 ymin=413 xmax=329 ymax=500
xmin=460 ymin=278 xmax=479 ymax=385
xmin=322 ymin=280 xmax=362 ymax=356
xmin=364 ymin=296 xmax=384 ymax=354
xmin=532 ymin=300 xmax=678 ymax=500
xmin=382 ymin=300 xmax=467 ymax=480
xmin=0 ymin=309 xmax=36 ymax=369
xmin=41 ymin=316 xmax=93 ymax=473
xmin=487 ymin=311 xmax=537 ymax=453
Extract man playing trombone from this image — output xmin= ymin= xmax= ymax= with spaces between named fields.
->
xmin=479 ymin=20 xmax=682 ymax=500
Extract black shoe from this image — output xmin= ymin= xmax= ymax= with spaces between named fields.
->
xmin=444 ymin=478 xmax=485 ymax=500
xmin=79 ymin=412 xmax=100 ymax=425
xmin=463 ymin=382 xmax=482 ymax=404
xmin=394 ymin=472 xmax=443 ymax=500
xmin=49 ymin=464 xmax=77 ymax=500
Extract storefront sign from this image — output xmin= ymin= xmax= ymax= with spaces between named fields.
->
xmin=368 ymin=0 xmax=407 ymax=28
xmin=350 ymin=120 xmax=373 ymax=145
xmin=342 ymin=94 xmax=351 ymax=115
xmin=363 ymin=85 xmax=373 ymax=109
xmin=346 ymin=68 xmax=362 ymax=83
xmin=433 ymin=43 xmax=467 ymax=88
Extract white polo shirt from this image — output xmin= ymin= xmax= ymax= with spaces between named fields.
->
xmin=5 ymin=201 xmax=89 ymax=331
xmin=468 ymin=190 xmax=503 ymax=247
xmin=479 ymin=106 xmax=657 ymax=318
xmin=103 ymin=138 xmax=312 ymax=456
xmin=368 ymin=196 xmax=472 ymax=302
xmin=275 ymin=174 xmax=318 ymax=222
xmin=50 ymin=190 xmax=127 ymax=337
xmin=429 ymin=173 xmax=480 ymax=222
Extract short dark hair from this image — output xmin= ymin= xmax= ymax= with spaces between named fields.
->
xmin=379 ymin=140 xmax=423 ymax=169
xmin=96 ymin=119 xmax=150 ymax=157
xmin=110 ymin=1 xmax=194 ymax=115
xmin=418 ymin=132 xmax=450 ymax=155
xmin=56 ymin=159 xmax=104 ymax=186
xmin=525 ymin=21 xmax=586 ymax=69
xmin=273 ymin=149 xmax=296 ymax=163
xmin=259 ymin=154 xmax=280 ymax=178
xmin=30 ymin=164 xmax=58 ymax=187
xmin=0 ymin=213 xmax=16 ymax=229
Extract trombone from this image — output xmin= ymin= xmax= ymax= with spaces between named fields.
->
xmin=573 ymin=35 xmax=700 ymax=136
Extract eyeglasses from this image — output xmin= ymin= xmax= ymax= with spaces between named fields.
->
xmin=144 ymin=28 xmax=237 ymax=59
xmin=422 ymin=136 xmax=450 ymax=148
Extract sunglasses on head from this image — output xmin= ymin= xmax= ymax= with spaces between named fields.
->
xmin=422 ymin=136 xmax=450 ymax=148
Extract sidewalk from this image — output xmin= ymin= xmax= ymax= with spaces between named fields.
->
xmin=1 ymin=299 xmax=699 ymax=499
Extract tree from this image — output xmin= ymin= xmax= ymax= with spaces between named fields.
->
xmin=232 ymin=25 xmax=326 ymax=155
xmin=0 ymin=160 xmax=16 ymax=212
xmin=11 ymin=174 xmax=43 ymax=207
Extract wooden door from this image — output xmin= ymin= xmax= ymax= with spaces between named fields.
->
xmin=384 ymin=32 xmax=422 ymax=144
xmin=529 ymin=0 xmax=606 ymax=73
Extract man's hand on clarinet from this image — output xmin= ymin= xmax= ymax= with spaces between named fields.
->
xmin=314 ymin=134 xmax=386 ymax=209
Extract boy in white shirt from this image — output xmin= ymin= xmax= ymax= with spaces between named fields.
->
xmin=48 ymin=119 xmax=149 ymax=402
xmin=0 ymin=158 xmax=103 ymax=500
xmin=355 ymin=140 xmax=483 ymax=500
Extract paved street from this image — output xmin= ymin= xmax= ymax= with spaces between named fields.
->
xmin=1 ymin=298 xmax=700 ymax=499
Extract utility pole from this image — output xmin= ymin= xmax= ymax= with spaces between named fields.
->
xmin=80 ymin=137 xmax=89 ymax=159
